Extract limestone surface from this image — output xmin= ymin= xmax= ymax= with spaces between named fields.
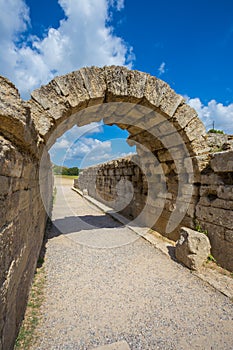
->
xmin=175 ymin=227 xmax=211 ymax=270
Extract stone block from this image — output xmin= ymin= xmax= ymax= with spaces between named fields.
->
xmin=127 ymin=69 xmax=148 ymax=101
xmin=0 ymin=176 xmax=10 ymax=196
xmin=145 ymin=75 xmax=184 ymax=116
xmin=0 ymin=77 xmax=38 ymax=151
xmin=31 ymin=80 xmax=70 ymax=121
xmin=0 ymin=137 xmax=24 ymax=178
xmin=200 ymin=173 xmax=224 ymax=186
xmin=171 ymin=103 xmax=198 ymax=129
xmin=182 ymin=117 xmax=206 ymax=143
xmin=105 ymin=66 xmax=129 ymax=101
xmin=80 ymin=66 xmax=106 ymax=104
xmin=210 ymin=150 xmax=233 ymax=172
xmin=225 ymin=230 xmax=233 ymax=243
xmin=175 ymin=227 xmax=211 ymax=270
xmin=54 ymin=71 xmax=89 ymax=109
xmin=196 ymin=204 xmax=233 ymax=230
xmin=27 ymin=100 xmax=55 ymax=140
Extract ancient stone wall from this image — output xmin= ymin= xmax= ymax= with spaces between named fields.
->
xmin=76 ymin=154 xmax=197 ymax=240
xmin=196 ymin=150 xmax=233 ymax=271
xmin=0 ymin=78 xmax=53 ymax=350
xmin=76 ymin=156 xmax=148 ymax=221
xmin=76 ymin=148 xmax=233 ymax=271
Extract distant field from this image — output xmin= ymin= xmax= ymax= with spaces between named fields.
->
xmin=54 ymin=175 xmax=78 ymax=180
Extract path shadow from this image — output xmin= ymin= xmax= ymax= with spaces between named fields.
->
xmin=49 ymin=214 xmax=124 ymax=238
xmin=37 ymin=217 xmax=52 ymax=267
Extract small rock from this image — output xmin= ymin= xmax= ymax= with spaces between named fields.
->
xmin=175 ymin=227 xmax=211 ymax=270
xmin=83 ymin=189 xmax=88 ymax=196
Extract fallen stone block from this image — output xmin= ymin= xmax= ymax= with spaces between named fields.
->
xmin=175 ymin=227 xmax=211 ymax=270
xmin=83 ymin=189 xmax=88 ymax=196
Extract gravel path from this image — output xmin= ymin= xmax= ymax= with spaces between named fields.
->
xmin=32 ymin=178 xmax=233 ymax=350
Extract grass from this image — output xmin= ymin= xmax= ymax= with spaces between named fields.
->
xmin=54 ymin=174 xmax=78 ymax=179
xmin=14 ymin=259 xmax=46 ymax=350
xmin=207 ymin=254 xmax=217 ymax=263
xmin=194 ymin=220 xmax=208 ymax=236
xmin=52 ymin=186 xmax=57 ymax=204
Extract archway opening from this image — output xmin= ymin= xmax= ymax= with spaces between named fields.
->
xmin=38 ymin=99 xmax=201 ymax=242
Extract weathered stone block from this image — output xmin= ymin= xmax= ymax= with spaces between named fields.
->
xmin=127 ymin=70 xmax=148 ymax=101
xmin=145 ymin=75 xmax=184 ymax=117
xmin=225 ymin=230 xmax=233 ymax=243
xmin=171 ymin=104 xmax=197 ymax=129
xmin=105 ymin=66 xmax=129 ymax=101
xmin=0 ymin=137 xmax=24 ymax=178
xmin=175 ymin=227 xmax=211 ymax=270
xmin=196 ymin=204 xmax=233 ymax=230
xmin=182 ymin=117 xmax=206 ymax=142
xmin=0 ymin=77 xmax=38 ymax=152
xmin=27 ymin=100 xmax=55 ymax=140
xmin=31 ymin=80 xmax=70 ymax=121
xmin=80 ymin=66 xmax=106 ymax=104
xmin=210 ymin=150 xmax=233 ymax=172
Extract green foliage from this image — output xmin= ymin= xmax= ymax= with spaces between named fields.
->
xmin=52 ymin=186 xmax=57 ymax=204
xmin=207 ymin=254 xmax=217 ymax=263
xmin=64 ymin=167 xmax=79 ymax=176
xmin=208 ymin=129 xmax=224 ymax=134
xmin=52 ymin=164 xmax=79 ymax=176
xmin=211 ymin=146 xmax=224 ymax=153
xmin=194 ymin=220 xmax=208 ymax=236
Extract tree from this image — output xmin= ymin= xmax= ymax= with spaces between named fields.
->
xmin=52 ymin=164 xmax=79 ymax=176
xmin=65 ymin=167 xmax=79 ymax=176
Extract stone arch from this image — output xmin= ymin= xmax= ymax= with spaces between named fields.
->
xmin=27 ymin=66 xmax=207 ymax=159
xmin=27 ymin=66 xmax=208 ymax=240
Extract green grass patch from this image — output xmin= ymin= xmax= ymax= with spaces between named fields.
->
xmin=194 ymin=220 xmax=208 ymax=236
xmin=14 ymin=260 xmax=46 ymax=350
xmin=207 ymin=254 xmax=217 ymax=263
xmin=52 ymin=186 xmax=57 ymax=204
xmin=54 ymin=174 xmax=78 ymax=179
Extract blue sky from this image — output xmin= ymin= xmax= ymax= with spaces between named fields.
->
xmin=0 ymin=0 xmax=232 ymax=167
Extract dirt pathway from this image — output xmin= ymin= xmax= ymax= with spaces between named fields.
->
xmin=32 ymin=178 xmax=233 ymax=350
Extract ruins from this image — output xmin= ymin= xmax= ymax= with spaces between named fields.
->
xmin=0 ymin=66 xmax=232 ymax=349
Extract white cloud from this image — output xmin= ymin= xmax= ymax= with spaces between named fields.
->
xmin=79 ymin=141 xmax=135 ymax=167
xmin=158 ymin=61 xmax=166 ymax=76
xmin=186 ymin=97 xmax=233 ymax=134
xmin=50 ymin=123 xmax=136 ymax=167
xmin=51 ymin=122 xmax=103 ymax=150
xmin=0 ymin=0 xmax=133 ymax=99
xmin=68 ymin=138 xmax=111 ymax=158
xmin=52 ymin=138 xmax=71 ymax=150
xmin=108 ymin=0 xmax=124 ymax=11
xmin=116 ymin=0 xmax=125 ymax=11
xmin=0 ymin=0 xmax=30 ymax=39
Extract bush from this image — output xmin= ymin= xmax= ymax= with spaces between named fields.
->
xmin=208 ymin=129 xmax=224 ymax=134
xmin=64 ymin=167 xmax=79 ymax=176
xmin=52 ymin=165 xmax=79 ymax=176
